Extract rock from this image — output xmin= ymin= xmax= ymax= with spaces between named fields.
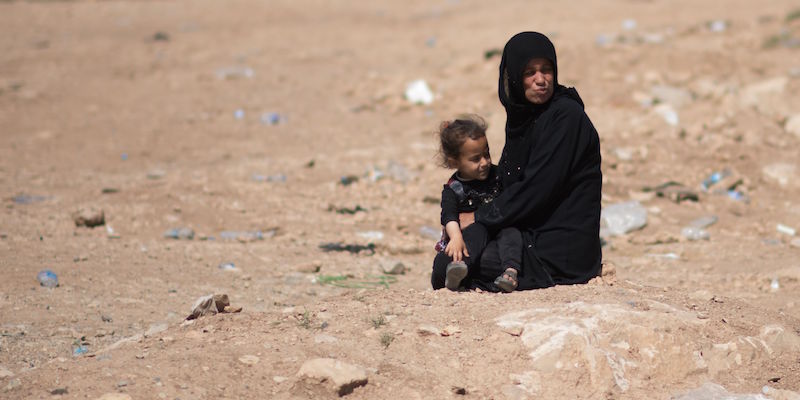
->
xmin=3 ymin=378 xmax=21 ymax=391
xmin=380 ymin=260 xmax=406 ymax=275
xmin=73 ymin=207 xmax=105 ymax=228
xmin=314 ymin=334 xmax=339 ymax=344
xmin=785 ymin=114 xmax=800 ymax=139
xmin=653 ymin=103 xmax=679 ymax=126
xmin=417 ymin=325 xmax=440 ymax=336
xmin=294 ymin=261 xmax=322 ymax=273
xmin=145 ymin=322 xmax=168 ymax=337
xmin=762 ymin=163 xmax=796 ymax=187
xmin=239 ymin=355 xmax=260 ymax=365
xmin=496 ymin=301 xmax=707 ymax=395
xmin=650 ymin=85 xmax=693 ymax=108
xmin=96 ymin=394 xmax=133 ymax=400
xmin=163 ymin=227 xmax=195 ymax=240
xmin=297 ymin=358 xmax=368 ymax=396
xmin=600 ymin=201 xmax=648 ymax=237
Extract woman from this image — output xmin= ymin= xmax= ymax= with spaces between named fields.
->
xmin=431 ymin=31 xmax=602 ymax=291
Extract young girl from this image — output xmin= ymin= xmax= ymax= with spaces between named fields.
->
xmin=432 ymin=115 xmax=521 ymax=292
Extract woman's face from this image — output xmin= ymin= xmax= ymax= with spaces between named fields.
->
xmin=522 ymin=58 xmax=555 ymax=104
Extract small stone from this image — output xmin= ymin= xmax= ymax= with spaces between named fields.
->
xmin=441 ymin=325 xmax=461 ymax=336
xmin=73 ymin=207 xmax=105 ymax=228
xmin=50 ymin=387 xmax=68 ymax=395
xmin=239 ymin=355 xmax=260 ymax=365
xmin=417 ymin=325 xmax=441 ymax=336
xmin=501 ymin=325 xmax=524 ymax=337
xmin=96 ymin=394 xmax=133 ymax=400
xmin=297 ymin=358 xmax=368 ymax=396
xmin=145 ymin=323 xmax=168 ymax=337
xmin=294 ymin=261 xmax=322 ymax=273
xmin=273 ymin=376 xmax=289 ymax=383
xmin=116 ymin=380 xmax=129 ymax=388
xmin=380 ymin=261 xmax=406 ymax=275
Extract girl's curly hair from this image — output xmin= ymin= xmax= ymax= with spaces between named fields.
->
xmin=437 ymin=114 xmax=488 ymax=168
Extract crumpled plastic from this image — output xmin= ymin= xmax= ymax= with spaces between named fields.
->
xmin=186 ymin=294 xmax=242 ymax=320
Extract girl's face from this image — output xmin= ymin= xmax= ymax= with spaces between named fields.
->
xmin=451 ymin=136 xmax=491 ymax=181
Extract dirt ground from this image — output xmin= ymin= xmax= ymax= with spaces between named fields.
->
xmin=3 ymin=0 xmax=800 ymax=399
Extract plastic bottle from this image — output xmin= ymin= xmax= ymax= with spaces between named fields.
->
xmin=37 ymin=269 xmax=58 ymax=288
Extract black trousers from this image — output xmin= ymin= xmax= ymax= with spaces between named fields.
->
xmin=431 ymin=224 xmax=522 ymax=290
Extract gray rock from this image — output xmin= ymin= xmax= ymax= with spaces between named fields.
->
xmin=73 ymin=207 xmax=105 ymax=228
xmin=297 ymin=358 xmax=368 ymax=396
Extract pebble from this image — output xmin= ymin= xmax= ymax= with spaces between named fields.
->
xmin=0 ymin=366 xmax=13 ymax=378
xmin=73 ymin=207 xmax=105 ymax=228
xmin=380 ymin=260 xmax=406 ymax=275
xmin=96 ymin=394 xmax=132 ymax=400
xmin=297 ymin=358 xmax=368 ymax=396
xmin=239 ymin=355 xmax=260 ymax=365
xmin=163 ymin=227 xmax=195 ymax=240
xmin=784 ymin=114 xmax=800 ymax=139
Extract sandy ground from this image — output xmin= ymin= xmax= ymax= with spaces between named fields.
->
xmin=2 ymin=0 xmax=800 ymax=399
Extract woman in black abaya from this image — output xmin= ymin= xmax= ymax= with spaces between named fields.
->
xmin=431 ymin=31 xmax=603 ymax=291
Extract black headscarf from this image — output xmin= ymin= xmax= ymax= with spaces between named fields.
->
xmin=498 ymin=32 xmax=562 ymax=137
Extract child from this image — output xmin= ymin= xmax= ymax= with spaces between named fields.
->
xmin=433 ymin=115 xmax=522 ymax=292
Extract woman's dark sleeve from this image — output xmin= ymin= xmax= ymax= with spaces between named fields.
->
xmin=440 ymin=186 xmax=460 ymax=226
xmin=476 ymin=104 xmax=593 ymax=229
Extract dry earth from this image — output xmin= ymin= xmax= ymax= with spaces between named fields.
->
xmin=3 ymin=0 xmax=800 ymax=399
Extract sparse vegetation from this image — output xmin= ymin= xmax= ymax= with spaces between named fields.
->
xmin=380 ymin=333 xmax=394 ymax=349
xmin=370 ymin=314 xmax=386 ymax=329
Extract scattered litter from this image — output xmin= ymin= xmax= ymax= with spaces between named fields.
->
xmin=405 ymin=79 xmax=434 ymax=105
xmin=11 ymin=194 xmax=48 ymax=204
xmin=72 ymin=207 xmax=106 ymax=228
xmin=120 ymin=153 xmax=128 ymax=161
xmin=186 ymin=293 xmax=242 ymax=320
xmin=147 ymin=169 xmax=166 ymax=180
xmin=218 ymin=262 xmax=237 ymax=271
xmin=647 ymin=252 xmax=681 ymax=260
xmin=642 ymin=181 xmax=698 ymax=203
xmin=37 ymin=269 xmax=58 ymax=288
xmin=776 ymin=224 xmax=796 ymax=236
xmin=357 ymin=231 xmax=384 ymax=241
xmin=702 ymin=169 xmax=731 ymax=190
xmin=425 ymin=36 xmax=437 ymax=47
xmin=653 ymin=103 xmax=679 ymax=126
xmin=328 ymin=204 xmax=367 ymax=215
xmin=163 ymin=227 xmax=195 ymax=240
xmin=316 ymin=274 xmax=397 ymax=289
xmin=215 ymin=66 xmax=254 ymax=80
xmin=770 ymin=277 xmax=780 ymax=292
xmin=220 ymin=230 xmax=270 ymax=242
xmin=622 ymin=19 xmax=637 ymax=30
xmin=319 ymin=242 xmax=375 ymax=255
xmin=340 ymin=175 xmax=359 ymax=186
xmin=234 ymin=109 xmax=245 ymax=119
xmin=419 ymin=226 xmax=442 ymax=240
xmin=600 ymin=201 xmax=648 ymax=237
xmin=72 ymin=344 xmax=89 ymax=356
xmin=708 ymin=20 xmax=728 ymax=33
xmin=106 ymin=224 xmax=120 ymax=239
xmin=152 ymin=31 xmax=170 ymax=41
xmin=484 ymin=48 xmax=502 ymax=59
xmin=252 ymin=173 xmax=287 ymax=183
xmin=681 ymin=227 xmax=710 ymax=241
xmin=260 ymin=112 xmax=286 ymax=125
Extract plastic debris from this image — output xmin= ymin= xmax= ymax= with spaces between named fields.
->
xmin=622 ymin=19 xmax=637 ymax=30
xmin=260 ymin=112 xmax=286 ymax=125
xmin=600 ymin=201 xmax=648 ymax=237
xmin=420 ymin=226 xmax=442 ymax=240
xmin=681 ymin=226 xmax=710 ymax=241
xmin=319 ymin=242 xmax=375 ymax=255
xmin=72 ymin=344 xmax=89 ymax=356
xmin=252 ymin=173 xmax=287 ymax=183
xmin=220 ymin=230 xmax=267 ymax=242
xmin=709 ymin=20 xmax=727 ymax=32
xmin=653 ymin=103 xmax=679 ymax=126
xmin=776 ymin=223 xmax=797 ymax=236
xmin=121 ymin=153 xmax=128 ymax=161
xmin=702 ymin=169 xmax=731 ymax=190
xmin=163 ymin=227 xmax=195 ymax=240
xmin=12 ymin=194 xmax=48 ymax=204
xmin=770 ymin=277 xmax=780 ymax=292
xmin=673 ymin=382 xmax=768 ymax=400
xmin=234 ymin=109 xmax=245 ymax=119
xmin=340 ymin=175 xmax=359 ymax=186
xmin=357 ymin=231 xmax=384 ymax=241
xmin=215 ymin=66 xmax=254 ymax=80
xmin=37 ymin=269 xmax=58 ymax=288
xmin=218 ymin=262 xmax=237 ymax=271
xmin=404 ymin=79 xmax=434 ymax=105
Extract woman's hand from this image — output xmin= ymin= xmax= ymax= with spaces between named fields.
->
xmin=459 ymin=212 xmax=475 ymax=229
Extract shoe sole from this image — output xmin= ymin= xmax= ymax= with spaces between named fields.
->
xmin=445 ymin=262 xmax=468 ymax=290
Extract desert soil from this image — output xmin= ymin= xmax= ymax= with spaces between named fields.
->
xmin=3 ymin=0 xmax=800 ymax=399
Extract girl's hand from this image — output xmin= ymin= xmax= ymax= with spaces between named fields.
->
xmin=445 ymin=237 xmax=469 ymax=262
